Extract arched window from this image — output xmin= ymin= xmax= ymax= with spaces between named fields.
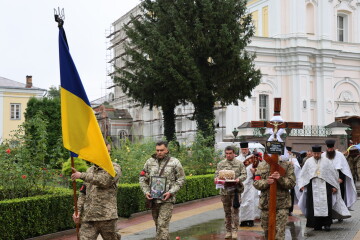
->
xmin=176 ymin=108 xmax=182 ymax=133
xmin=337 ymin=12 xmax=349 ymax=42
xmin=306 ymin=3 xmax=315 ymax=35
xmin=259 ymin=94 xmax=269 ymax=120
xmin=118 ymin=130 xmax=128 ymax=140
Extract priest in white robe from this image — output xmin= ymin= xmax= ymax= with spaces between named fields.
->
xmin=298 ymin=145 xmax=351 ymax=231
xmin=239 ymin=154 xmax=260 ymax=227
xmin=236 ymin=142 xmax=251 ymax=162
xmin=286 ymin=146 xmax=302 ymax=215
xmin=322 ymin=140 xmax=357 ymax=210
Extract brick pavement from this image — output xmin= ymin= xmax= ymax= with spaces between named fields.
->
xmin=30 ymin=185 xmax=360 ymax=240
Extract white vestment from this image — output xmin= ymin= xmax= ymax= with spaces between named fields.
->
xmin=289 ymin=156 xmax=302 ymax=204
xmin=240 ymin=164 xmax=260 ymax=221
xmin=321 ymin=151 xmax=357 ymax=208
xmin=298 ymin=156 xmax=351 ymax=219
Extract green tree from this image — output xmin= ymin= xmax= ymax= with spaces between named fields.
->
xmin=47 ymin=85 xmax=60 ymax=99
xmin=115 ymin=0 xmax=261 ymax=144
xmin=114 ymin=2 xmax=190 ymax=141
xmin=24 ymin=96 xmax=67 ymax=165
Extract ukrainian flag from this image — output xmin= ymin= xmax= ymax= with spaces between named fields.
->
xmin=58 ymin=27 xmax=115 ymax=177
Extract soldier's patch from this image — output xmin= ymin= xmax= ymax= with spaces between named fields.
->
xmin=254 ymin=175 xmax=261 ymax=180
xmin=140 ymin=170 xmax=146 ymax=176
xmin=80 ymin=184 xmax=86 ymax=194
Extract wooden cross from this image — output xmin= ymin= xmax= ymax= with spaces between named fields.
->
xmin=251 ymin=98 xmax=303 ymax=240
xmin=251 ymin=98 xmax=303 ymax=138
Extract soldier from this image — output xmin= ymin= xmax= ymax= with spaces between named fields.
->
xmin=347 ymin=146 xmax=360 ymax=183
xmin=253 ymin=154 xmax=296 ymax=240
xmin=139 ymin=141 xmax=185 ymax=240
xmin=71 ymin=143 xmax=122 ymax=240
xmin=215 ymin=146 xmax=247 ymax=239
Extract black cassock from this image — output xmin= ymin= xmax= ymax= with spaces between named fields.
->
xmin=305 ymin=179 xmax=334 ymax=228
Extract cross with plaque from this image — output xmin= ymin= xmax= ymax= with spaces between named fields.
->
xmin=251 ymin=98 xmax=303 ymax=240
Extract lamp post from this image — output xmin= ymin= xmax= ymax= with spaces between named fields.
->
xmin=232 ymin=128 xmax=239 ymax=143
xmin=345 ymin=127 xmax=352 ymax=146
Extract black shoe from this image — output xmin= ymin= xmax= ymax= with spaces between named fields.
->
xmin=248 ymin=221 xmax=254 ymax=227
xmin=314 ymin=227 xmax=322 ymax=231
xmin=240 ymin=221 xmax=247 ymax=227
xmin=324 ymin=226 xmax=331 ymax=232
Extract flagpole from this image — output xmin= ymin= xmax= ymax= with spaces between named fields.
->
xmin=71 ymin=156 xmax=80 ymax=239
xmin=54 ymin=9 xmax=79 ymax=240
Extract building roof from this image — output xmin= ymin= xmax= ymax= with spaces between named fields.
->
xmin=0 ymin=76 xmax=45 ymax=91
xmin=108 ymin=109 xmax=132 ymax=120
xmin=325 ymin=121 xmax=350 ymax=128
xmin=238 ymin=122 xmax=251 ymax=128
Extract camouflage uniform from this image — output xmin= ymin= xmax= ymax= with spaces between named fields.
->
xmin=347 ymin=154 xmax=360 ymax=182
xmin=77 ymin=163 xmax=122 ymax=240
xmin=139 ymin=154 xmax=185 ymax=240
xmin=215 ymin=158 xmax=247 ymax=237
xmin=253 ymin=160 xmax=296 ymax=240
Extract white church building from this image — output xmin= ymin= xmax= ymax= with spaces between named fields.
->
xmin=105 ymin=0 xmax=360 ymax=148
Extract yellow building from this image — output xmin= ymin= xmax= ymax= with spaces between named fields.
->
xmin=0 ymin=76 xmax=46 ymax=142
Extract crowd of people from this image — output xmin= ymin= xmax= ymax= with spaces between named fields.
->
xmin=214 ymin=140 xmax=359 ymax=239
xmin=68 ymin=138 xmax=359 ymax=240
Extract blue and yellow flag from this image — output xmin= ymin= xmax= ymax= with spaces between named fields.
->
xmin=58 ymin=27 xmax=115 ymax=177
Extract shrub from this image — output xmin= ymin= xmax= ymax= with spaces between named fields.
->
xmin=0 ymin=188 xmax=74 ymax=240
xmin=112 ymin=135 xmax=220 ymax=184
xmin=0 ymin=174 xmax=218 ymax=239
xmin=62 ymin=157 xmax=89 ymax=176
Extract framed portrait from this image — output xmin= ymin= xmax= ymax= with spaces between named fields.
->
xmin=150 ymin=176 xmax=167 ymax=199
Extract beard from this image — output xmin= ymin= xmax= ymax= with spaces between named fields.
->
xmin=326 ymin=150 xmax=336 ymax=160
xmin=314 ymin=155 xmax=321 ymax=160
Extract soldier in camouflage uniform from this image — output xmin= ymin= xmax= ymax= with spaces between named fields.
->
xmin=253 ymin=157 xmax=296 ymax=240
xmin=347 ymin=147 xmax=360 ymax=183
xmin=71 ymin=144 xmax=122 ymax=240
xmin=139 ymin=141 xmax=185 ymax=240
xmin=215 ymin=146 xmax=247 ymax=239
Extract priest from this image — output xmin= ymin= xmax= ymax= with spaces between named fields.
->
xmin=286 ymin=146 xmax=302 ymax=216
xmin=298 ymin=145 xmax=351 ymax=231
xmin=240 ymin=154 xmax=260 ymax=227
xmin=236 ymin=142 xmax=251 ymax=161
xmin=322 ymin=140 xmax=357 ymax=210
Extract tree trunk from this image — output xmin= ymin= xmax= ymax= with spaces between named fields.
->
xmin=162 ymin=104 xmax=176 ymax=142
xmin=194 ymin=95 xmax=215 ymax=146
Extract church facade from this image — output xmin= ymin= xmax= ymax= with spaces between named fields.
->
xmin=106 ymin=0 xmax=360 ymax=148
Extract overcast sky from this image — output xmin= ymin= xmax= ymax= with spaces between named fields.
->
xmin=0 ymin=0 xmax=141 ymax=101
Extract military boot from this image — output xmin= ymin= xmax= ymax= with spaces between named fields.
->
xmin=225 ymin=232 xmax=232 ymax=239
xmin=232 ymin=231 xmax=238 ymax=239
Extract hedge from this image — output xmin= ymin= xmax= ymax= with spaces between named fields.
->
xmin=0 ymin=174 xmax=218 ymax=239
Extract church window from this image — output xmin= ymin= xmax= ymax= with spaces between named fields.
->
xmin=118 ymin=130 xmax=128 ymax=140
xmin=10 ymin=103 xmax=21 ymax=120
xmin=259 ymin=94 xmax=269 ymax=120
xmin=337 ymin=14 xmax=348 ymax=42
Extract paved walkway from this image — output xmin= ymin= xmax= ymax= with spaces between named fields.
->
xmin=32 ymin=194 xmax=360 ymax=240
